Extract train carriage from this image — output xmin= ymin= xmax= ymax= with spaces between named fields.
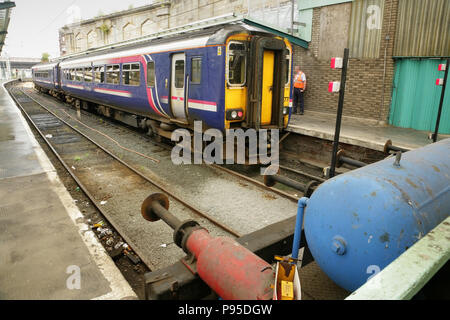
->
xmin=32 ymin=62 xmax=59 ymax=92
xmin=33 ymin=24 xmax=294 ymax=141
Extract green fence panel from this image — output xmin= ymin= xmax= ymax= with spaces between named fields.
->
xmin=389 ymin=59 xmax=450 ymax=134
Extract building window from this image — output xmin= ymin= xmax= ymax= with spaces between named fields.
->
xmin=147 ymin=61 xmax=155 ymax=87
xmin=191 ymin=57 xmax=202 ymax=84
xmin=106 ymin=64 xmax=120 ymax=84
xmin=174 ymin=60 xmax=184 ymax=89
xmin=94 ymin=66 xmax=105 ymax=83
xmin=227 ymin=41 xmax=247 ymax=87
xmin=122 ymin=63 xmax=140 ymax=86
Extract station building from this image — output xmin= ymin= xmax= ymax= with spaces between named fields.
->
xmin=58 ymin=0 xmax=449 ymax=133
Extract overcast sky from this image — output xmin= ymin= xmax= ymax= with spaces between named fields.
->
xmin=3 ymin=0 xmax=153 ymax=59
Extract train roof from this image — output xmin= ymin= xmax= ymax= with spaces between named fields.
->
xmin=42 ymin=23 xmax=279 ymax=68
xmin=32 ymin=62 xmax=58 ymax=70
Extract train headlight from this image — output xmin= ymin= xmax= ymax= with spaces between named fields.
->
xmin=283 ymin=107 xmax=289 ymax=115
xmin=226 ymin=109 xmax=244 ymax=121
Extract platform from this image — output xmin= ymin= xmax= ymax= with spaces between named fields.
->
xmin=287 ymin=111 xmax=450 ymax=152
xmin=0 ymin=81 xmax=136 ymax=300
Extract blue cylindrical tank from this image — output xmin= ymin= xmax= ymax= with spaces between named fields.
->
xmin=304 ymin=138 xmax=450 ymax=292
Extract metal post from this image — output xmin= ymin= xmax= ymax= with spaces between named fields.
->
xmin=329 ymin=48 xmax=349 ymax=178
xmin=433 ymin=58 xmax=449 ymax=143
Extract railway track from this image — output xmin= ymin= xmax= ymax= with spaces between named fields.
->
xmin=9 ymin=86 xmax=242 ymax=270
xmin=8 ymin=82 xmax=300 ymax=271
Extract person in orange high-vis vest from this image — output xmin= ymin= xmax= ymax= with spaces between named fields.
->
xmin=293 ymin=66 xmax=306 ymax=115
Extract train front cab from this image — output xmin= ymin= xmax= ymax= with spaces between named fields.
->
xmin=224 ymin=33 xmax=292 ymax=131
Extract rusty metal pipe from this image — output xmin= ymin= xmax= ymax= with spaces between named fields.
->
xmin=263 ymin=167 xmax=319 ymax=197
xmin=340 ymin=156 xmax=367 ymax=168
xmin=150 ymin=201 xmax=182 ymax=230
xmin=384 ymin=139 xmax=409 ymax=154
xmin=265 ymin=173 xmax=307 ymax=192
xmin=336 ymin=150 xmax=368 ymax=168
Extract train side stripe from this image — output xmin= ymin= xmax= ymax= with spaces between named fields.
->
xmin=188 ymin=99 xmax=217 ymax=112
xmin=94 ymin=88 xmax=132 ymax=98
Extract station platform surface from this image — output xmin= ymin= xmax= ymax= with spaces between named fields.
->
xmin=287 ymin=111 xmax=450 ymax=152
xmin=0 ymin=81 xmax=136 ymax=300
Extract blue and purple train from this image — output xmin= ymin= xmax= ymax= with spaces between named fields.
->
xmin=32 ymin=24 xmax=294 ymax=139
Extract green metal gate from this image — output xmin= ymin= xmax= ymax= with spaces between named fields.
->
xmin=389 ymin=59 xmax=450 ymax=134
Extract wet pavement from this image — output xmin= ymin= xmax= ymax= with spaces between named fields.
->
xmin=0 ymin=81 xmax=136 ymax=300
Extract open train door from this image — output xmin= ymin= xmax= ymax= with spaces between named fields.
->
xmin=246 ymin=37 xmax=287 ymax=129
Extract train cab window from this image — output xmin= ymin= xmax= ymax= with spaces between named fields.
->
xmin=94 ymin=66 xmax=105 ymax=83
xmin=191 ymin=58 xmax=202 ymax=84
xmin=84 ymin=67 xmax=93 ymax=83
xmin=122 ymin=63 xmax=140 ymax=86
xmin=175 ymin=60 xmax=184 ymax=89
xmin=76 ymin=68 xmax=83 ymax=82
xmin=147 ymin=61 xmax=155 ymax=87
xmin=285 ymin=49 xmax=291 ymax=86
xmin=106 ymin=64 xmax=120 ymax=85
xmin=227 ymin=41 xmax=247 ymax=87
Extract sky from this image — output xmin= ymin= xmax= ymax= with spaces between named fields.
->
xmin=3 ymin=0 xmax=153 ymax=59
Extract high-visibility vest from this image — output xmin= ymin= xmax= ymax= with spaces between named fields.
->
xmin=294 ymin=71 xmax=306 ymax=89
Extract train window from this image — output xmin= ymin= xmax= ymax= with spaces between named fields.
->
xmin=175 ymin=60 xmax=184 ymax=89
xmin=191 ymin=58 xmax=202 ymax=84
xmin=76 ymin=68 xmax=83 ymax=82
xmin=84 ymin=67 xmax=93 ymax=83
xmin=227 ymin=41 xmax=247 ymax=87
xmin=94 ymin=66 xmax=105 ymax=83
xmin=147 ymin=61 xmax=155 ymax=87
xmin=106 ymin=64 xmax=120 ymax=85
xmin=122 ymin=63 xmax=140 ymax=86
xmin=70 ymin=69 xmax=76 ymax=81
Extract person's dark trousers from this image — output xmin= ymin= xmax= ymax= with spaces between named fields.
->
xmin=293 ymin=88 xmax=305 ymax=114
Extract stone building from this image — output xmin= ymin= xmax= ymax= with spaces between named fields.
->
xmin=59 ymin=0 xmax=295 ymax=56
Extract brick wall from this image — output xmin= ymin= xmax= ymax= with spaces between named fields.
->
xmin=293 ymin=0 xmax=398 ymax=122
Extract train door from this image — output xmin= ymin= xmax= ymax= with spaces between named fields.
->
xmin=247 ymin=37 xmax=286 ymax=129
xmin=170 ymin=53 xmax=187 ymax=120
xmin=261 ymin=50 xmax=275 ymax=125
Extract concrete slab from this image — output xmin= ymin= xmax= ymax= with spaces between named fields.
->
xmin=287 ymin=111 xmax=450 ymax=152
xmin=0 ymin=81 xmax=136 ymax=300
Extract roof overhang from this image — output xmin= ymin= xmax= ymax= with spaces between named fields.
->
xmin=0 ymin=1 xmax=15 ymax=55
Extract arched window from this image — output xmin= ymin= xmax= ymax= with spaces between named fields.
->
xmin=87 ymin=30 xmax=97 ymax=48
xmin=75 ymin=33 xmax=83 ymax=52
xmin=141 ymin=19 xmax=155 ymax=36
xmin=123 ymin=22 xmax=138 ymax=40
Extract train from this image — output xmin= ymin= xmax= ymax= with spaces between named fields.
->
xmin=32 ymin=24 xmax=294 ymax=149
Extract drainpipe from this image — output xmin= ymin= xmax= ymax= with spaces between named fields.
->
xmin=292 ymin=197 xmax=309 ymax=260
xmin=380 ymin=0 xmax=394 ymax=123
